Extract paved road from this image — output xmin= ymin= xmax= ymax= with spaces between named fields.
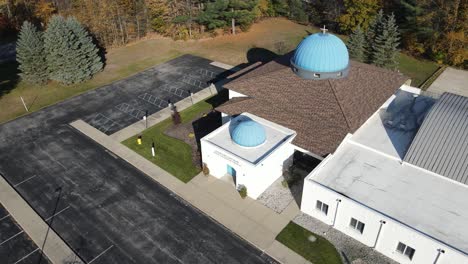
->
xmin=0 ymin=204 xmax=51 ymax=264
xmin=0 ymin=55 xmax=276 ymax=263
xmin=427 ymin=67 xmax=468 ymax=97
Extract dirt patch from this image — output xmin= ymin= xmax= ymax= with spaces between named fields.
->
xmin=164 ymin=110 xmax=222 ymax=168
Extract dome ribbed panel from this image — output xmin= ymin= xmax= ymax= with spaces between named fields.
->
xmin=292 ymin=33 xmax=349 ymax=73
xmin=231 ymin=120 xmax=266 ymax=147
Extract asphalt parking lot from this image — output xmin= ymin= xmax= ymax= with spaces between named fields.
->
xmin=0 ymin=55 xmax=277 ymax=263
xmin=0 ymin=204 xmax=51 ymax=264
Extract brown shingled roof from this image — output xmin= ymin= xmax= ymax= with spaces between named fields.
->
xmin=217 ymin=54 xmax=409 ymax=156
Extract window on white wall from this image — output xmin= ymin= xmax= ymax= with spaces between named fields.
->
xmin=396 ymin=242 xmax=416 ymax=260
xmin=315 ymin=200 xmax=329 ymax=215
xmin=349 ymin=218 xmax=365 ymax=234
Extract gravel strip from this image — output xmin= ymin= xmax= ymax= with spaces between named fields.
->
xmin=293 ymin=213 xmax=398 ymax=264
xmin=257 ymin=176 xmax=303 ymax=213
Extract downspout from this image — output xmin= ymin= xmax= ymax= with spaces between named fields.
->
xmin=433 ymin=249 xmax=445 ymax=264
xmin=372 ymin=220 xmax=386 ymax=248
xmin=332 ymin=199 xmax=341 ymax=227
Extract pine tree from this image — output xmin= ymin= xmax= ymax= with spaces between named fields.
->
xmin=66 ymin=17 xmax=103 ymax=83
xmin=16 ymin=21 xmax=48 ymax=83
xmin=365 ymin=9 xmax=384 ymax=63
xmin=44 ymin=15 xmax=103 ymax=84
xmin=289 ymin=0 xmax=308 ymax=23
xmin=347 ymin=26 xmax=366 ymax=62
xmin=372 ymin=13 xmax=400 ymax=69
xmin=44 ymin=15 xmax=75 ymax=84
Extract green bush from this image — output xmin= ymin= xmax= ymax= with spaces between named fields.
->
xmin=238 ymin=185 xmax=247 ymax=199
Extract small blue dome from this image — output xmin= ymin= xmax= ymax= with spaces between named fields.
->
xmin=230 ymin=118 xmax=266 ymax=147
xmin=291 ymin=32 xmax=349 ymax=79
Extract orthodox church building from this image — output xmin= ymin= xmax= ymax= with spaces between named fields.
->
xmin=201 ymin=28 xmax=408 ymax=197
xmin=201 ymin=28 xmax=468 ymax=264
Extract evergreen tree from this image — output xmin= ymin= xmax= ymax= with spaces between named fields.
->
xmin=66 ymin=17 xmax=103 ymax=83
xmin=372 ymin=13 xmax=400 ymax=69
xmin=288 ymin=0 xmax=307 ymax=23
xmin=44 ymin=15 xmax=102 ymax=84
xmin=347 ymin=26 xmax=366 ymax=62
xmin=16 ymin=21 xmax=48 ymax=83
xmin=44 ymin=15 xmax=75 ymax=84
xmin=365 ymin=9 xmax=384 ymax=63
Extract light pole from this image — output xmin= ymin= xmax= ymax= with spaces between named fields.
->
xmin=38 ymin=187 xmax=62 ymax=264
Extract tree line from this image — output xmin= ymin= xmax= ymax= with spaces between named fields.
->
xmin=1 ymin=0 xmax=466 ymax=67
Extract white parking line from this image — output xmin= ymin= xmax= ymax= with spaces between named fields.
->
xmin=45 ymin=206 xmax=71 ymax=221
xmin=0 ymin=230 xmax=24 ymax=246
xmin=13 ymin=248 xmax=39 ymax=264
xmin=0 ymin=214 xmax=10 ymax=222
xmin=13 ymin=175 xmax=38 ymax=187
xmin=87 ymin=245 xmax=114 ymax=264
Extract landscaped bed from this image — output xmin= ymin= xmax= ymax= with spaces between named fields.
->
xmin=276 ymin=221 xmax=342 ymax=264
xmin=122 ymin=92 xmax=226 ymax=183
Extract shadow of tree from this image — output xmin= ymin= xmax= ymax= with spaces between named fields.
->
xmin=0 ymin=61 xmax=20 ymax=99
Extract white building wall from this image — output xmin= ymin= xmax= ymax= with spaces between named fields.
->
xmin=302 ymin=179 xmax=468 ymax=264
xmin=201 ymin=139 xmax=295 ymax=199
xmin=238 ymin=142 xmax=295 ymax=199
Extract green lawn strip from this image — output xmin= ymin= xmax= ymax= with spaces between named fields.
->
xmin=122 ymin=98 xmax=214 ymax=183
xmin=276 ymin=221 xmax=342 ymax=264
xmin=397 ymin=53 xmax=440 ymax=87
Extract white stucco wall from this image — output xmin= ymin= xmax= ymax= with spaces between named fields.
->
xmin=201 ymin=139 xmax=295 ymax=199
xmin=301 ymin=179 xmax=468 ymax=264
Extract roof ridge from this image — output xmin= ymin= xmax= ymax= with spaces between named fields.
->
xmin=226 ymin=60 xmax=290 ymax=87
xmin=328 ymin=79 xmax=352 ymax=131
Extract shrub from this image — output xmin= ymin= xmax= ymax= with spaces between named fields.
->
xmin=171 ymin=110 xmax=181 ymax=125
xmin=202 ymin=162 xmax=210 ymax=176
xmin=237 ymin=185 xmax=247 ymax=199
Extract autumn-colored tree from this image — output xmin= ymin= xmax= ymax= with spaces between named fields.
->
xmin=338 ymin=0 xmax=380 ymax=33
xmin=34 ymin=0 xmax=55 ymax=25
xmin=146 ymin=0 xmax=171 ymax=34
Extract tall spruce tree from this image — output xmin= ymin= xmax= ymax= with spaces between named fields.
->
xmin=44 ymin=15 xmax=75 ymax=84
xmin=44 ymin=15 xmax=103 ymax=84
xmin=372 ymin=13 xmax=400 ymax=69
xmin=16 ymin=21 xmax=48 ymax=83
xmin=365 ymin=9 xmax=385 ymax=63
xmin=347 ymin=26 xmax=366 ymax=62
xmin=66 ymin=17 xmax=103 ymax=83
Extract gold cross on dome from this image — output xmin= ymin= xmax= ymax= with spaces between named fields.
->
xmin=320 ymin=25 xmax=328 ymax=34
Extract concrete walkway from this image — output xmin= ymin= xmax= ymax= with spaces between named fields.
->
xmin=0 ymin=176 xmax=83 ymax=264
xmin=71 ymin=119 xmax=310 ymax=264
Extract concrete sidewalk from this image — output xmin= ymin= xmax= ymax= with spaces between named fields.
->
xmin=71 ymin=119 xmax=309 ymax=264
xmin=0 ymin=176 xmax=83 ymax=264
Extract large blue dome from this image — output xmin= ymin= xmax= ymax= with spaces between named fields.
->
xmin=291 ymin=32 xmax=349 ymax=80
xmin=230 ymin=118 xmax=266 ymax=147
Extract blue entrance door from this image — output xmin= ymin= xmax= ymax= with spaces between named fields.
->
xmin=227 ymin=165 xmax=236 ymax=177
xmin=227 ymin=165 xmax=236 ymax=185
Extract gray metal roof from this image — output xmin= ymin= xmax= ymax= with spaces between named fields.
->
xmin=404 ymin=93 xmax=468 ymax=184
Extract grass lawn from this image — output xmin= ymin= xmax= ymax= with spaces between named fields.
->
xmin=397 ymin=53 xmax=440 ymax=87
xmin=121 ymin=97 xmax=217 ymax=183
xmin=276 ymin=221 xmax=342 ymax=264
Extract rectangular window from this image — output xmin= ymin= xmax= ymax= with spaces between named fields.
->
xmin=396 ymin=242 xmax=416 ymax=260
xmin=315 ymin=200 xmax=329 ymax=215
xmin=349 ymin=218 xmax=365 ymax=234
